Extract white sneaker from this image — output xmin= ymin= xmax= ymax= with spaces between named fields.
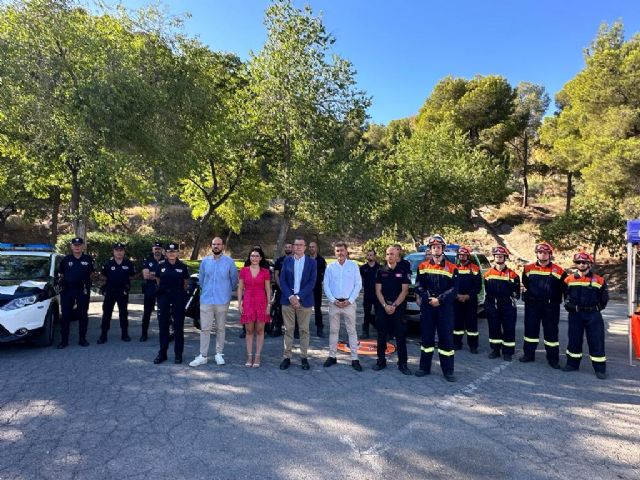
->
xmin=214 ymin=353 xmax=225 ymax=365
xmin=189 ymin=354 xmax=208 ymax=367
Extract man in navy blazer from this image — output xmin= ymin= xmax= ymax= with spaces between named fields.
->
xmin=279 ymin=237 xmax=317 ymax=370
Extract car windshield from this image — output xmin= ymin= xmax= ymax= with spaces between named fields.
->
xmin=474 ymin=254 xmax=491 ymax=270
xmin=0 ymin=255 xmax=51 ymax=281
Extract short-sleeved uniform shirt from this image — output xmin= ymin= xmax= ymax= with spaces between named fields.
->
xmin=375 ymin=263 xmax=410 ymax=306
xmin=154 ymin=259 xmax=190 ymax=295
xmin=142 ymin=254 xmax=165 ymax=294
xmin=101 ymin=257 xmax=135 ymax=293
xmin=359 ymin=262 xmax=380 ymax=301
xmin=59 ymin=254 xmax=95 ymax=289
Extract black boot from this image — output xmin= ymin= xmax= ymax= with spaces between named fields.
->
xmin=97 ymin=332 xmax=108 ymax=344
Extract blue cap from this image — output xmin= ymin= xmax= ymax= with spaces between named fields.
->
xmin=153 ymin=241 xmax=163 ymax=248
xmin=112 ymin=242 xmax=126 ymax=250
xmin=165 ymin=242 xmax=179 ymax=251
xmin=71 ymin=237 xmax=84 ymax=245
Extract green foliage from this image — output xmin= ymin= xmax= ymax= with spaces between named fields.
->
xmin=540 ymin=196 xmax=626 ymax=262
xmin=56 ymin=233 xmax=174 ymax=268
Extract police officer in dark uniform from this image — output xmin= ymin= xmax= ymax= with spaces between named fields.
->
xmin=359 ymin=249 xmax=380 ymax=338
xmin=140 ymin=242 xmax=165 ymax=342
xmin=414 ymin=235 xmax=459 ymax=382
xmin=269 ymin=243 xmax=293 ymax=337
xmin=153 ymin=242 xmax=190 ymax=364
xmin=373 ymin=245 xmax=411 ymax=375
xmin=97 ymin=242 xmax=135 ymax=343
xmin=562 ymin=251 xmax=609 ymax=379
xmin=57 ymin=237 xmax=95 ymax=348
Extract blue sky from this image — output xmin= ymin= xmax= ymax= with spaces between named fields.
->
xmin=120 ymin=1 xmax=640 ymax=125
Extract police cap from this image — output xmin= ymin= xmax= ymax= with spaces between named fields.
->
xmin=112 ymin=242 xmax=126 ymax=250
xmin=71 ymin=237 xmax=84 ymax=245
xmin=153 ymin=241 xmax=163 ymax=248
xmin=165 ymin=242 xmax=179 ymax=251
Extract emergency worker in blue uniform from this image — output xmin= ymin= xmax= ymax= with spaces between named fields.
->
xmin=520 ymin=242 xmax=566 ymax=369
xmin=140 ymin=242 xmax=165 ymax=342
xmin=453 ymin=246 xmax=482 ymax=354
xmin=414 ymin=235 xmax=459 ymax=382
xmin=57 ymin=237 xmax=95 ymax=348
xmin=373 ymin=245 xmax=410 ymax=374
xmin=153 ymin=242 xmax=190 ymax=364
xmin=562 ymin=251 xmax=608 ymax=380
xmin=97 ymin=242 xmax=135 ymax=343
xmin=483 ymin=246 xmax=520 ymax=361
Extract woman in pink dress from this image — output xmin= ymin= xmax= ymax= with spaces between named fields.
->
xmin=237 ymin=247 xmax=272 ymax=367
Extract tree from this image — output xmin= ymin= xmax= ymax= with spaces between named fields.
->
xmin=540 ymin=195 xmax=626 ymax=263
xmin=244 ymin=0 xmax=370 ymax=255
xmin=506 ymin=82 xmax=549 ymax=207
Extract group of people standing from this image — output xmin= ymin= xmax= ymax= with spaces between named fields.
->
xmin=56 ymin=234 xmax=609 ymax=380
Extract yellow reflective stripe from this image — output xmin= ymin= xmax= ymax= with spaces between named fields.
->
xmin=438 ymin=349 xmax=455 ymax=357
xmin=567 ymin=282 xmax=602 ymax=289
xmin=453 ymin=330 xmax=465 ymax=335
xmin=590 ymin=355 xmax=606 ymax=362
xmin=544 ymin=340 xmax=559 ymax=347
xmin=486 ymin=275 xmax=513 ymax=282
xmin=465 ymin=331 xmax=479 ymax=336
xmin=421 ymin=346 xmax=434 ymax=353
xmin=551 ymin=272 xmax=563 ymax=280
xmin=528 ymin=271 xmax=551 ymax=276
xmin=523 ymin=336 xmax=539 ymax=343
xmin=422 ymin=268 xmax=453 ymax=278
xmin=566 ymin=350 xmax=583 ymax=358
xmin=489 ymin=339 xmax=503 ymax=344
xmin=502 ymin=341 xmax=516 ymax=347
xmin=458 ymin=270 xmax=472 ymax=275
xmin=419 ymin=268 xmax=428 ymax=274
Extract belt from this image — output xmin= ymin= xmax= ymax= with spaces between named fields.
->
xmin=576 ymin=305 xmax=601 ymax=313
xmin=336 ymin=298 xmax=348 ymax=302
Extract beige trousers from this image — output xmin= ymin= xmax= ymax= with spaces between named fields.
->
xmin=282 ymin=305 xmax=312 ymax=358
xmin=200 ymin=303 xmax=230 ymax=356
xmin=328 ymin=303 xmax=359 ymax=359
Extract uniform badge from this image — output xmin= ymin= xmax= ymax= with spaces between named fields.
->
xmin=111 ymin=266 xmax=116 ymax=271
xmin=81 ymin=261 xmax=88 ymax=266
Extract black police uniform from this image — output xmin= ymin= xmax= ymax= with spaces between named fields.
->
xmin=563 ymin=271 xmax=608 ymax=374
xmin=312 ymin=254 xmax=327 ymax=336
xmin=374 ymin=264 xmax=410 ymax=370
xmin=59 ymin=251 xmax=94 ymax=346
xmin=154 ymin=258 xmax=190 ymax=362
xmin=359 ymin=261 xmax=380 ymax=337
xmin=415 ymin=257 xmax=459 ymax=377
xmin=99 ymin=256 xmax=135 ymax=341
xmin=141 ymin=253 xmax=165 ymax=340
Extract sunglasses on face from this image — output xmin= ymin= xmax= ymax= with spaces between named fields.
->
xmin=575 ymin=261 xmax=588 ymax=265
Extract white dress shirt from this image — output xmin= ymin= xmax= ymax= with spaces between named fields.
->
xmin=323 ymin=259 xmax=362 ymax=304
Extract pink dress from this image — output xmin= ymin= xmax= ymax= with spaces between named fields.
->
xmin=239 ymin=267 xmax=271 ymax=324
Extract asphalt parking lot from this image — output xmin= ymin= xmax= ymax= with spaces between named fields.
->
xmin=1 ymin=299 xmax=639 ymax=480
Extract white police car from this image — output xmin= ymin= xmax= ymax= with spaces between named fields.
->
xmin=0 ymin=243 xmax=61 ymax=346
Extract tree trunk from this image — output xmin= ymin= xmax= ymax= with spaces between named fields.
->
xmin=521 ymin=134 xmax=529 ymax=208
xmin=50 ymin=187 xmax=61 ymax=245
xmin=565 ymin=172 xmax=573 ymax=213
xmin=274 ymin=201 xmax=291 ymax=258
xmin=190 ymin=208 xmax=213 ymax=261
xmin=69 ymin=167 xmax=86 ymax=239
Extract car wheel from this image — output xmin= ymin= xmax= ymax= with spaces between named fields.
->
xmin=34 ymin=307 xmax=55 ymax=347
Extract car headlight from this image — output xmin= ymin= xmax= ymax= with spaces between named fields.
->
xmin=1 ymin=295 xmax=39 ymax=311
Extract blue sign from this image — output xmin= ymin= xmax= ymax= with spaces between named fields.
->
xmin=628 ymin=220 xmax=640 ymax=243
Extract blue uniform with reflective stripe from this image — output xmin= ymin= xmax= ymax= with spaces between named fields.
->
xmin=454 ymin=262 xmax=482 ymax=350
xmin=484 ymin=266 xmax=520 ymax=355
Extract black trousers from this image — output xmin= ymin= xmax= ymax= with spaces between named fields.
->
xmin=363 ymin=297 xmax=376 ymax=331
xmin=522 ymin=301 xmax=560 ymax=363
xmin=60 ymin=288 xmax=90 ymax=343
xmin=420 ymin=303 xmax=455 ymax=375
xmin=313 ymin=285 xmax=323 ymax=328
xmin=271 ymin=289 xmax=283 ymax=332
xmin=486 ymin=299 xmax=517 ymax=355
xmin=100 ymin=290 xmax=129 ymax=336
xmin=453 ymin=298 xmax=479 ymax=349
xmin=141 ymin=290 xmax=157 ymax=335
xmin=566 ymin=311 xmax=606 ymax=373
xmin=157 ymin=291 xmax=186 ymax=358
xmin=376 ymin=306 xmax=408 ymax=367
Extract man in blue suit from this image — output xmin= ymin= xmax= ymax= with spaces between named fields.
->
xmin=279 ymin=236 xmax=317 ymax=370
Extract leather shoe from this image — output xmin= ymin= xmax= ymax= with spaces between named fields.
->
xmin=139 ymin=334 xmax=148 ymax=342
xmin=97 ymin=335 xmax=107 ymax=345
xmin=519 ymin=355 xmax=535 ymax=363
xmin=324 ymin=357 xmax=337 ymax=368
xmin=168 ymin=333 xmax=175 ymax=343
xmin=174 ymin=356 xmax=182 ymax=364
xmin=503 ymin=354 xmax=512 ymax=362
xmin=562 ymin=364 xmax=578 ymax=372
xmin=351 ymin=360 xmax=363 ymax=372
xmin=78 ymin=339 xmax=90 ymax=347
xmin=372 ymin=362 xmax=387 ymax=371
xmin=279 ymin=358 xmax=291 ymax=370
xmin=121 ymin=335 xmax=131 ymax=342
xmin=595 ymin=371 xmax=608 ymax=380
xmin=444 ymin=373 xmax=457 ymax=382
xmin=398 ymin=366 xmax=412 ymax=376
xmin=301 ymin=358 xmax=310 ymax=370
xmin=415 ymin=369 xmax=430 ymax=377
xmin=488 ymin=350 xmax=501 ymax=359
xmin=153 ymin=355 xmax=167 ymax=365
xmin=56 ymin=342 xmax=68 ymax=349
xmin=548 ymin=362 xmax=560 ymax=369
xmin=469 ymin=347 xmax=479 ymax=354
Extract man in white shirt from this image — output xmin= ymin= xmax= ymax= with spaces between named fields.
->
xmin=322 ymin=242 xmax=363 ymax=371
